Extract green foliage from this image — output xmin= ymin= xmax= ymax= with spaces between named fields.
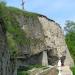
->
xmin=17 ymin=71 xmax=28 ymax=75
xmin=17 ymin=64 xmax=50 ymax=75
xmin=64 ymin=20 xmax=75 ymax=63
xmin=0 ymin=0 xmax=6 ymax=5
xmin=5 ymin=13 xmax=31 ymax=57
xmin=71 ymin=66 xmax=75 ymax=75
xmin=0 ymin=2 xmax=7 ymax=17
xmin=64 ymin=20 xmax=75 ymax=33
xmin=8 ymin=7 xmax=38 ymax=18
xmin=0 ymin=4 xmax=43 ymax=58
xmin=18 ymin=64 xmax=43 ymax=71
xmin=0 ymin=0 xmax=7 ymax=17
xmin=0 ymin=4 xmax=32 ymax=57
xmin=6 ymin=32 xmax=18 ymax=57
xmin=17 ymin=64 xmax=44 ymax=75
xmin=65 ymin=32 xmax=75 ymax=63
xmin=29 ymin=64 xmax=43 ymax=68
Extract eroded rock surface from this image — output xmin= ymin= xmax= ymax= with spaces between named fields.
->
xmin=0 ymin=5 xmax=74 ymax=75
xmin=38 ymin=16 xmax=74 ymax=66
xmin=0 ymin=18 xmax=17 ymax=75
xmin=0 ymin=18 xmax=11 ymax=75
xmin=16 ymin=14 xmax=74 ymax=66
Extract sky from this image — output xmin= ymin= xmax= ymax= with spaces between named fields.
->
xmin=5 ymin=0 xmax=75 ymax=29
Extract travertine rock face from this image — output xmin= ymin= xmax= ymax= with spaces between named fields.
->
xmin=16 ymin=15 xmax=74 ymax=66
xmin=16 ymin=16 xmax=45 ymax=55
xmin=38 ymin=16 xmax=74 ymax=66
xmin=38 ymin=16 xmax=66 ymax=57
xmin=0 ymin=8 xmax=74 ymax=75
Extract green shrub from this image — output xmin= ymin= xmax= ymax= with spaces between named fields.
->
xmin=17 ymin=71 xmax=28 ymax=75
xmin=71 ymin=66 xmax=75 ymax=75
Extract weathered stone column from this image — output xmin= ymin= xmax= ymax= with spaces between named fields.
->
xmin=42 ymin=50 xmax=48 ymax=66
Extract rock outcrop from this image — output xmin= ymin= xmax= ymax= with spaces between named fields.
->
xmin=16 ymin=14 xmax=74 ymax=66
xmin=0 ymin=18 xmax=11 ymax=75
xmin=0 ymin=4 xmax=74 ymax=75
xmin=38 ymin=16 xmax=74 ymax=66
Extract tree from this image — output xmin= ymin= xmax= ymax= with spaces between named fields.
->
xmin=0 ymin=0 xmax=6 ymax=6
xmin=64 ymin=20 xmax=75 ymax=63
xmin=64 ymin=20 xmax=75 ymax=33
xmin=0 ymin=0 xmax=7 ymax=16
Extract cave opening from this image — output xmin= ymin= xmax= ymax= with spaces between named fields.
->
xmin=47 ymin=49 xmax=58 ymax=66
xmin=17 ymin=52 xmax=44 ymax=75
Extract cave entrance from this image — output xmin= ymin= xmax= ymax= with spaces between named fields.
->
xmin=17 ymin=51 xmax=49 ymax=75
xmin=47 ymin=50 xmax=58 ymax=66
xmin=17 ymin=52 xmax=43 ymax=75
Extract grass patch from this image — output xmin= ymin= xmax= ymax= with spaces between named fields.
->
xmin=29 ymin=64 xmax=44 ymax=68
xmin=8 ymin=7 xmax=38 ymax=18
xmin=17 ymin=64 xmax=47 ymax=75
xmin=17 ymin=71 xmax=29 ymax=75
xmin=18 ymin=64 xmax=43 ymax=71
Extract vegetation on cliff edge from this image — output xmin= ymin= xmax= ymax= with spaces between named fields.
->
xmin=64 ymin=20 xmax=75 ymax=63
xmin=0 ymin=2 xmax=43 ymax=58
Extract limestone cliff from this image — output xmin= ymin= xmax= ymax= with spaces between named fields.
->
xmin=16 ymin=13 xmax=74 ymax=66
xmin=0 ymin=4 xmax=74 ymax=75
xmin=38 ymin=16 xmax=74 ymax=66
